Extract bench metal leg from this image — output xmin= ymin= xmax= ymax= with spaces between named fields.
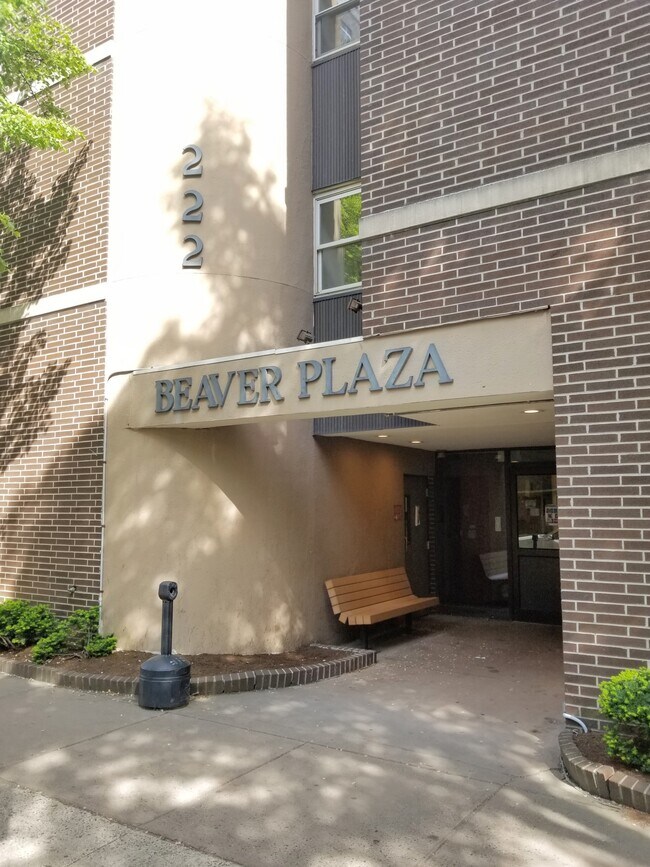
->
xmin=361 ymin=625 xmax=369 ymax=649
xmin=405 ymin=613 xmax=414 ymax=633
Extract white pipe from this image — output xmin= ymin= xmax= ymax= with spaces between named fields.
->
xmin=563 ymin=712 xmax=589 ymax=734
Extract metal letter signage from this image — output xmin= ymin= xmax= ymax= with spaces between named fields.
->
xmin=154 ymin=343 xmax=453 ymax=414
xmin=182 ymin=145 xmax=204 ymax=268
xmin=132 ymin=309 xmax=554 ymax=431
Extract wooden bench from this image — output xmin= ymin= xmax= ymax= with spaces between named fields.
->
xmin=325 ymin=567 xmax=439 ymax=647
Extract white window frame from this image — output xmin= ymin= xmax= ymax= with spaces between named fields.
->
xmin=314 ymin=186 xmax=362 ymax=296
xmin=313 ymin=0 xmax=360 ymax=61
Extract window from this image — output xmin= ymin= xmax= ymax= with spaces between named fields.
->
xmin=315 ymin=188 xmax=361 ymax=294
xmin=314 ymin=0 xmax=360 ymax=59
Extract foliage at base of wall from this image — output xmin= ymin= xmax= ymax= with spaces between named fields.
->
xmin=0 ymin=599 xmax=116 ymax=663
xmin=598 ymin=667 xmax=650 ymax=774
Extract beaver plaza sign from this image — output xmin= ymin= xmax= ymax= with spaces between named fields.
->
xmin=127 ymin=310 xmax=553 ymax=429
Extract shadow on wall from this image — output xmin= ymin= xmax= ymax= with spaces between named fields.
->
xmin=0 ymin=426 xmax=103 ymax=614
xmin=0 ymin=145 xmax=90 ymax=308
xmin=0 ymin=143 xmax=105 ymax=612
xmin=0 ymin=145 xmax=90 ymax=474
xmin=144 ymin=103 xmax=307 ymax=367
xmin=103 ymin=92 xmax=320 ymax=653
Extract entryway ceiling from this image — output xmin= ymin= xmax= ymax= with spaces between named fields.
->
xmin=335 ymin=400 xmax=555 ymax=452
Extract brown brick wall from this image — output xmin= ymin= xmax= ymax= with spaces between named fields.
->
xmin=363 ymin=176 xmax=650 ymax=722
xmin=50 ymin=0 xmax=114 ymax=52
xmin=0 ymin=303 xmax=106 ymax=615
xmin=361 ymin=0 xmax=650 ymax=722
xmin=0 ymin=60 xmax=113 ymax=307
xmin=361 ymin=0 xmax=650 ymax=214
xmin=0 ymin=1 xmax=112 ymax=616
xmin=363 ymin=174 xmax=650 ymax=334
xmin=554 ymin=295 xmax=650 ymax=722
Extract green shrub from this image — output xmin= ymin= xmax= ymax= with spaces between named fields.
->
xmin=31 ymin=605 xmax=116 ymax=664
xmin=31 ymin=630 xmax=66 ymax=663
xmin=598 ymin=667 xmax=650 ymax=774
xmin=0 ymin=599 xmax=57 ymax=649
xmin=85 ymin=634 xmax=117 ymax=657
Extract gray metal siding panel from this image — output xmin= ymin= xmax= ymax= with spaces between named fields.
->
xmin=314 ymin=414 xmax=431 ymax=436
xmin=313 ymin=48 xmax=360 ymax=190
xmin=313 ymin=292 xmax=362 ymax=342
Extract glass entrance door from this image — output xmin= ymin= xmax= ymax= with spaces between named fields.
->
xmin=436 ymin=451 xmax=509 ymax=615
xmin=509 ymin=464 xmax=560 ymax=622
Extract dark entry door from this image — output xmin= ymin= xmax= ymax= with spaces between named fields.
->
xmin=509 ymin=464 xmax=560 ymax=623
xmin=435 ymin=451 xmax=510 ymax=614
xmin=404 ymin=474 xmax=430 ymax=596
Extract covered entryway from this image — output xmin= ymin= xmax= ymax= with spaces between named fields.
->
xmin=106 ymin=307 xmax=560 ymax=653
xmin=434 ymin=448 xmax=560 ymax=623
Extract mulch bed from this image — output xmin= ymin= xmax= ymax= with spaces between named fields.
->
xmin=574 ymin=731 xmax=650 ymax=779
xmin=0 ymin=645 xmax=351 ymax=679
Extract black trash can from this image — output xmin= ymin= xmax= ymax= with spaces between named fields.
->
xmin=139 ymin=653 xmax=191 ymax=709
xmin=138 ymin=581 xmax=191 ymax=709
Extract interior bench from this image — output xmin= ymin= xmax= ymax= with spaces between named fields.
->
xmin=325 ymin=567 xmax=439 ymax=648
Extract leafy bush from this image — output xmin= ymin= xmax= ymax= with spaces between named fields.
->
xmin=0 ymin=599 xmax=57 ymax=649
xmin=598 ymin=667 xmax=650 ymax=774
xmin=31 ymin=606 xmax=116 ymax=663
xmin=85 ymin=634 xmax=117 ymax=658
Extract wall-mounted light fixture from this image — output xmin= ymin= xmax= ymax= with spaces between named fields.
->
xmin=347 ymin=298 xmax=363 ymax=313
xmin=296 ymin=329 xmax=314 ymax=344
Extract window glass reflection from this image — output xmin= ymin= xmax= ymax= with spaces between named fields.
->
xmin=316 ymin=5 xmax=360 ymax=56
xmin=319 ymin=192 xmax=361 ymax=244
xmin=321 ymin=242 xmax=361 ymax=290
xmin=516 ymin=474 xmax=559 ymax=550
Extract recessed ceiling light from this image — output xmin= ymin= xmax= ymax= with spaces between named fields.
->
xmin=524 ymin=409 xmax=540 ymax=414
xmin=410 ymin=440 xmax=422 ymax=444
xmin=377 ymin=434 xmax=389 ymax=438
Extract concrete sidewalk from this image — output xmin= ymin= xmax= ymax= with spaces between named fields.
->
xmin=1 ymin=616 xmax=649 ymax=866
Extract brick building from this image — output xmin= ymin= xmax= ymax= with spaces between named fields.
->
xmin=0 ymin=1 xmax=648 ymax=726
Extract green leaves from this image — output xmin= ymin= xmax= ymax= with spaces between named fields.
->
xmin=0 ymin=0 xmax=92 ymax=269
xmin=31 ymin=605 xmax=116 ymax=663
xmin=0 ymin=96 xmax=84 ymax=152
xmin=0 ymin=599 xmax=56 ymax=648
xmin=0 ymin=599 xmax=116 ymax=663
xmin=0 ymin=1 xmax=92 ymax=88
xmin=598 ymin=667 xmax=650 ymax=773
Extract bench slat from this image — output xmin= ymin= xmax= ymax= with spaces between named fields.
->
xmin=334 ymin=587 xmax=414 ymax=613
xmin=345 ymin=596 xmax=438 ymax=625
xmin=327 ymin=575 xmax=410 ymax=601
xmin=325 ymin=568 xmax=405 ymax=592
xmin=330 ymin=579 xmax=411 ymax=604
xmin=325 ymin=566 xmax=439 ymax=631
xmin=327 ymin=570 xmax=412 ymax=614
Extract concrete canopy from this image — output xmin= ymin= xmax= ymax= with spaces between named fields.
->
xmin=127 ymin=309 xmax=553 ymax=430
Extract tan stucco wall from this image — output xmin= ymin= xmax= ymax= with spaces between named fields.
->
xmin=101 ymin=1 xmax=434 ymax=653
xmin=106 ymin=0 xmax=313 ymax=370
xmin=104 ymin=381 xmax=433 ymax=653
xmin=101 ymin=0 xmax=330 ymax=652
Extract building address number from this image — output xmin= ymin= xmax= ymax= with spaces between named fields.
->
xmin=182 ymin=145 xmax=204 ymax=268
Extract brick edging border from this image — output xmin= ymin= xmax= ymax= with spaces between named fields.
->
xmin=0 ymin=644 xmax=377 ymax=698
xmin=559 ymin=729 xmax=650 ymax=814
